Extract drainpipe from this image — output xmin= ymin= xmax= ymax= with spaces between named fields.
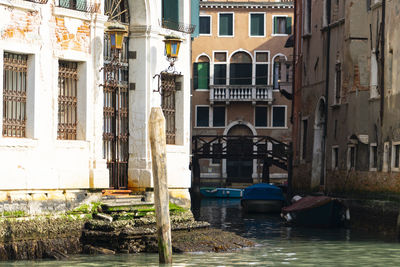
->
xmin=290 ymin=0 xmax=296 ymax=125
xmin=380 ymin=0 xmax=385 ymax=126
xmin=322 ymin=0 xmax=332 ymax=188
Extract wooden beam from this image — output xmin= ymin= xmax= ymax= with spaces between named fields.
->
xmin=149 ymin=107 xmax=172 ymax=264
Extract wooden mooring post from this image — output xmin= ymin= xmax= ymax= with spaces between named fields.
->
xmin=149 ymin=107 xmax=172 ymax=264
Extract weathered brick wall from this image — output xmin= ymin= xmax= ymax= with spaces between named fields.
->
xmin=54 ymin=17 xmax=91 ymax=53
xmin=0 ymin=9 xmax=41 ymax=42
xmin=0 ymin=6 xmax=91 ymax=53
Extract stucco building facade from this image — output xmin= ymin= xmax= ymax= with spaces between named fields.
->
xmin=292 ymin=0 xmax=400 ymax=197
xmin=191 ymin=0 xmax=293 ymax=186
xmin=0 ymin=0 xmax=194 ymax=213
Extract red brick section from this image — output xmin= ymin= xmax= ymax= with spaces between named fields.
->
xmin=55 ymin=17 xmax=91 ymax=53
xmin=1 ymin=10 xmax=40 ymax=40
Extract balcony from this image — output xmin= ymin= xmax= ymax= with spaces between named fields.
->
xmin=210 ymin=85 xmax=273 ymax=105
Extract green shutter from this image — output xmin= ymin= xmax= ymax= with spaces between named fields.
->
xmin=191 ymin=0 xmax=200 ymax=37
xmin=163 ymin=0 xmax=179 ymax=22
xmin=251 ymin=14 xmax=264 ymax=36
xmin=193 ymin=63 xmax=199 ymax=90
xmin=198 ymin=63 xmax=209 ymax=89
xmin=274 ymin=17 xmax=278 ymax=34
xmin=219 ymin=14 xmax=233 ymax=36
xmin=286 ymin=17 xmax=292 ymax=34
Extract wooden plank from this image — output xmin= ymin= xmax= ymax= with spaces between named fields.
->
xmin=149 ymin=107 xmax=172 ymax=264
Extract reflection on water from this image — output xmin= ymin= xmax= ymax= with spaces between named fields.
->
xmin=3 ymin=197 xmax=400 ymax=266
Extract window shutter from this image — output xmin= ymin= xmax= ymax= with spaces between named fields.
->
xmin=163 ymin=0 xmax=179 ymax=23
xmin=230 ymin=63 xmax=252 ymax=85
xmin=286 ymin=17 xmax=292 ymax=34
xmin=273 ymin=17 xmax=278 ymax=34
xmin=191 ymin=0 xmax=200 ymax=37
xmin=193 ymin=63 xmax=199 ymax=90
xmin=251 ymin=14 xmax=264 ymax=36
xmin=198 ymin=63 xmax=209 ymax=89
xmin=220 ymin=14 xmax=232 ymax=35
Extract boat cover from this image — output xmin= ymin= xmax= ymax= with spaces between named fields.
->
xmin=282 ymin=196 xmax=333 ymax=213
xmin=242 ymin=183 xmax=284 ymax=201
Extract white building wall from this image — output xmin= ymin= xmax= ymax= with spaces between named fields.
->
xmin=0 ymin=1 xmax=109 ymax=190
xmin=128 ymin=0 xmax=192 ymax=192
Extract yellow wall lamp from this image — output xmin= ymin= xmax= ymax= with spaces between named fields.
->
xmin=163 ymin=35 xmax=182 ymax=71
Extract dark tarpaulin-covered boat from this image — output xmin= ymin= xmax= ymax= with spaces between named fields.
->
xmin=240 ymin=183 xmax=285 ymax=213
xmin=281 ymin=196 xmax=349 ymax=228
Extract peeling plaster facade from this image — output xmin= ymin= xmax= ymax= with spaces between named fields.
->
xmin=293 ymin=0 xmax=400 ymax=197
xmin=0 ymin=0 xmax=193 ymax=211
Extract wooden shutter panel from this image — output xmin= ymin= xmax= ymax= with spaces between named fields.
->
xmin=274 ymin=17 xmax=278 ymax=34
xmin=193 ymin=63 xmax=199 ymax=90
xmin=163 ymin=0 xmax=179 ymax=22
xmin=286 ymin=17 xmax=292 ymax=34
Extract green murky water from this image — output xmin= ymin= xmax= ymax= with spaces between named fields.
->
xmin=2 ymin=198 xmax=400 ymax=266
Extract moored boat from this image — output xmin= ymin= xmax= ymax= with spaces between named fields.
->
xmin=240 ymin=183 xmax=285 ymax=213
xmin=200 ymin=187 xmax=244 ymax=198
xmin=281 ymin=195 xmax=349 ymax=228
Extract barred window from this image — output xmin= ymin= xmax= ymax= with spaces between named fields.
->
xmin=3 ymin=52 xmax=28 ymax=138
xmin=161 ymin=73 xmax=177 ymax=145
xmin=58 ymin=61 xmax=78 ymax=140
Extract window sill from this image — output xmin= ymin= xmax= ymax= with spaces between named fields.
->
xmin=330 ymin=103 xmax=341 ymax=109
xmin=199 ymin=34 xmax=212 ymax=36
xmin=56 ymin=140 xmax=89 ymax=149
xmin=194 ymin=89 xmax=210 ymax=92
xmin=302 ymin=33 xmax=312 ymax=39
xmin=369 ymin=96 xmax=381 ymax=102
xmin=249 ymin=35 xmax=266 ymax=38
xmin=369 ymin=168 xmax=377 ymax=172
xmin=53 ymin=6 xmax=94 ymax=21
xmin=256 ymin=127 xmax=288 ymax=130
xmin=392 ymin=168 xmax=400 ymax=172
xmin=0 ymin=0 xmax=38 ymax=11
xmin=271 ymin=34 xmax=289 ymax=37
xmin=0 ymin=138 xmax=38 ymax=148
xmin=217 ymin=35 xmax=235 ymax=38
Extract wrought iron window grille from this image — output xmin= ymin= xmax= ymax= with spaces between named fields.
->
xmin=3 ymin=53 xmax=28 ymax=138
xmin=57 ymin=0 xmax=100 ymax=13
xmin=161 ymin=19 xmax=195 ymax=34
xmin=58 ymin=61 xmax=78 ymax=140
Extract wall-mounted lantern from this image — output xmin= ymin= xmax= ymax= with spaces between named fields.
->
xmin=106 ymin=22 xmax=128 ymax=50
xmin=163 ymin=35 xmax=182 ymax=70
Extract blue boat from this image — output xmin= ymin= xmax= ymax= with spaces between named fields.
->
xmin=200 ymin=187 xmax=244 ymax=198
xmin=240 ymin=183 xmax=285 ymax=213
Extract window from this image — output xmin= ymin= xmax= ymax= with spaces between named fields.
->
xmin=304 ymin=0 xmax=311 ymax=34
xmin=301 ymin=119 xmax=308 ymax=160
xmin=332 ymin=146 xmax=339 ymax=169
xmin=392 ymin=143 xmax=400 ymax=171
xmin=370 ymin=144 xmax=377 ymax=171
xmin=272 ymin=106 xmax=286 ymax=127
xmin=199 ymin=16 xmax=211 ymax=35
xmin=250 ymin=13 xmax=265 ymax=36
xmin=273 ymin=16 xmax=292 ymax=35
xmin=3 ymin=52 xmax=28 ymax=138
xmin=196 ymin=106 xmax=209 ymax=127
xmin=255 ymin=106 xmax=268 ymax=127
xmin=273 ymin=55 xmax=286 ymax=89
xmin=347 ymin=145 xmax=356 ymax=170
xmin=162 ymin=0 xmax=180 ymax=31
xmin=59 ymin=0 xmax=87 ymax=11
xmin=335 ymin=63 xmax=341 ymax=104
xmin=213 ymin=52 xmax=227 ymax=85
xmin=213 ymin=106 xmax=225 ymax=127
xmin=255 ymin=51 xmax=269 ymax=85
xmin=161 ymin=73 xmax=178 ymax=144
xmin=230 ymin=52 xmax=252 ymax=85
xmin=58 ymin=61 xmax=78 ymax=140
xmin=193 ymin=56 xmax=210 ymax=89
xmin=219 ymin=13 xmax=233 ymax=36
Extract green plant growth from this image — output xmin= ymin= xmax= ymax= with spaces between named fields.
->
xmin=0 ymin=210 xmax=26 ymax=218
xmin=111 ymin=203 xmax=187 ymax=220
xmin=66 ymin=202 xmax=103 ymax=215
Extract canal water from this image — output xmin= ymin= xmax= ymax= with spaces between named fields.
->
xmin=3 ymin=198 xmax=400 ymax=266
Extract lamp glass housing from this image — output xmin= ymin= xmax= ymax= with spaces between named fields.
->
xmin=163 ymin=38 xmax=182 ymax=58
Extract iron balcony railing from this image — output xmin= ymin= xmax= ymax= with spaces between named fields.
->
xmin=161 ymin=19 xmax=195 ymax=34
xmin=209 ymin=85 xmax=274 ymax=104
xmin=57 ymin=0 xmax=100 ymax=13
xmin=25 ymin=0 xmax=48 ymax=3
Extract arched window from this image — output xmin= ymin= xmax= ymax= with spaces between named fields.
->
xmin=273 ymin=55 xmax=286 ymax=89
xmin=193 ymin=56 xmax=210 ymax=90
xmin=230 ymin=52 xmax=252 ymax=85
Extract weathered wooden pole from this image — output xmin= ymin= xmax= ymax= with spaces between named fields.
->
xmin=149 ymin=107 xmax=172 ymax=264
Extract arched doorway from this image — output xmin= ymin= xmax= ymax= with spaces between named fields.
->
xmin=103 ymin=0 xmax=130 ymax=189
xmin=226 ymin=124 xmax=254 ymax=184
xmin=311 ymin=98 xmax=326 ymax=188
